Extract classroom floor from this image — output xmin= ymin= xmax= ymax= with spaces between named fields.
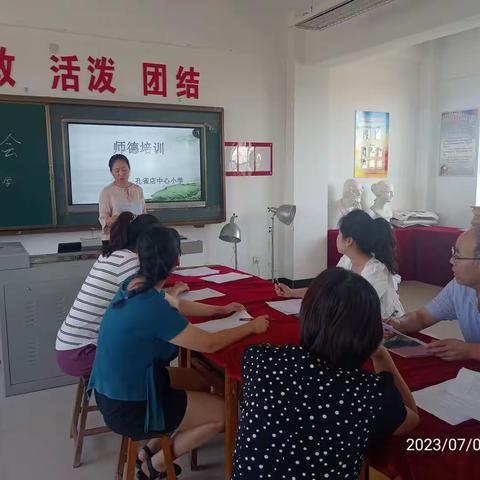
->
xmin=0 ymin=281 xmax=462 ymax=480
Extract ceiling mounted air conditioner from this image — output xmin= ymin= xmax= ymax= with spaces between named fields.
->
xmin=295 ymin=0 xmax=397 ymax=31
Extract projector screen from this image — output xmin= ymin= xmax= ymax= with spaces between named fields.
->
xmin=66 ymin=122 xmax=205 ymax=207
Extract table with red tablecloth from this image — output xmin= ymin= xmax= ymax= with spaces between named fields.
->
xmin=166 ymin=265 xmax=480 ymax=480
xmin=365 ymin=335 xmax=480 ymax=480
xmin=167 ymin=266 xmax=299 ymax=376
xmin=327 ymin=226 xmax=462 ymax=287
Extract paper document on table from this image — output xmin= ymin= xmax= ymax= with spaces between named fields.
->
xmin=179 ymin=288 xmax=225 ymax=301
xmin=413 ymin=368 xmax=480 ymax=425
xmin=195 ymin=310 xmax=253 ymax=333
xmin=446 ymin=367 xmax=480 ymax=399
xmin=382 ymin=323 xmax=429 ymax=358
xmin=201 ymin=272 xmax=252 ymax=284
xmin=175 ymin=267 xmax=220 ymax=277
xmin=413 ymin=380 xmax=472 ymax=425
xmin=266 ymin=299 xmax=302 ymax=315
xmin=445 ymin=368 xmax=480 ymax=421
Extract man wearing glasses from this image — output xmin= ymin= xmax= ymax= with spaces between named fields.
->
xmin=387 ymin=228 xmax=480 ymax=361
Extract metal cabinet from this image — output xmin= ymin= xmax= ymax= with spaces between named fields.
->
xmin=0 ymin=259 xmax=95 ymax=396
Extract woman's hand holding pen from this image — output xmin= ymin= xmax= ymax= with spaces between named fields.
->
xmin=249 ymin=315 xmax=270 ymax=334
xmin=274 ymin=281 xmax=294 ymax=298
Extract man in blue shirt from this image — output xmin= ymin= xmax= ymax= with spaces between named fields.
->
xmin=389 ymin=228 xmax=480 ymax=361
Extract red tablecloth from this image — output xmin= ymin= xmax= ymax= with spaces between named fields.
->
xmin=327 ymin=226 xmax=462 ymax=287
xmin=365 ymin=332 xmax=480 ymax=480
xmin=167 ymin=265 xmax=299 ymax=380
xmin=166 ymin=266 xmax=480 ymax=480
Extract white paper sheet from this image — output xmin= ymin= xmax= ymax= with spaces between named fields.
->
xmin=175 ymin=267 xmax=220 ymax=277
xmin=195 ymin=310 xmax=253 ymax=333
xmin=421 ymin=320 xmax=465 ymax=341
xmin=201 ymin=272 xmax=252 ymax=284
xmin=446 ymin=367 xmax=480 ymax=400
xmin=445 ymin=368 xmax=480 ymax=421
xmin=266 ymin=299 xmax=302 ymax=315
xmin=413 ymin=368 xmax=480 ymax=425
xmin=117 ymin=201 xmax=144 ymax=215
xmin=179 ymin=288 xmax=225 ymax=302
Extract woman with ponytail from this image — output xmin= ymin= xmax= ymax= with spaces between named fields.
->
xmin=275 ymin=209 xmax=404 ymax=319
xmin=89 ymin=225 xmax=270 ymax=479
xmin=55 ymin=212 xmax=160 ymax=378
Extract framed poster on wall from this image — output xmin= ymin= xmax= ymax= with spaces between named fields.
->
xmin=439 ymin=109 xmax=478 ymax=177
xmin=354 ymin=111 xmax=390 ymax=178
xmin=224 ymin=142 xmax=272 ymax=176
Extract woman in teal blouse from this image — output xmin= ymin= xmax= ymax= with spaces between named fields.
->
xmin=89 ymin=224 xmax=269 ymax=479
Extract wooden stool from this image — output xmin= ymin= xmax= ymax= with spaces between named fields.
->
xmin=69 ymin=377 xmax=110 ymax=467
xmin=116 ymin=435 xmax=177 ymax=480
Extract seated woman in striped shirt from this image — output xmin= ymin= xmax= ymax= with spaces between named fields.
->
xmin=55 ymin=212 xmax=244 ymax=379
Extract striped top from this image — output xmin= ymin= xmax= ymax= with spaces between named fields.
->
xmin=55 ymin=249 xmax=139 ymax=351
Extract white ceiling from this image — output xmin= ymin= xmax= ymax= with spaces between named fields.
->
xmin=241 ymin=0 xmax=314 ymax=15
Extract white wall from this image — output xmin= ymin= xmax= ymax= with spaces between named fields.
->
xmin=304 ymin=0 xmax=480 ymax=66
xmin=294 ymin=1 xmax=480 ymax=235
xmin=0 ymin=0 xmax=289 ymax=277
xmin=326 ymin=49 xmax=423 ymax=228
xmin=4 ymin=0 xmax=480 ymax=279
xmin=286 ymin=0 xmax=480 ymax=279
xmin=424 ymin=28 xmax=480 ymax=228
xmin=291 ymin=63 xmax=329 ymax=280
xmin=321 ymin=27 xmax=480 ymax=230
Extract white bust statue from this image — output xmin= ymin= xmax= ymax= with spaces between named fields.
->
xmin=370 ymin=180 xmax=394 ymax=221
xmin=336 ymin=179 xmax=363 ymax=217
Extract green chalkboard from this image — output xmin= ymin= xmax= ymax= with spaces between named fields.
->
xmin=0 ymin=103 xmax=54 ymax=229
xmin=0 ymin=96 xmax=225 ymax=231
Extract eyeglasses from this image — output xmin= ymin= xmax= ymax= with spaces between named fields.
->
xmin=451 ymin=246 xmax=480 ymax=261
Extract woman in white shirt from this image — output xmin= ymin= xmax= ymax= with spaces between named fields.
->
xmin=275 ymin=209 xmax=404 ymax=319
xmin=98 ymin=154 xmax=146 ymax=233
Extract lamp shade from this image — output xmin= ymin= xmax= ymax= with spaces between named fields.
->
xmin=274 ymin=204 xmax=296 ymax=225
xmin=219 ymin=214 xmax=241 ymax=243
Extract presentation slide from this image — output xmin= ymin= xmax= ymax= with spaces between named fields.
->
xmin=67 ymin=123 xmax=203 ymax=205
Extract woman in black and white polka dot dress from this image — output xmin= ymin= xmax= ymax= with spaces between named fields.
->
xmin=232 ymin=268 xmax=419 ymax=480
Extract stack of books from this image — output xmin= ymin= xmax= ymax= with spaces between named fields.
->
xmin=391 ymin=210 xmax=439 ymax=228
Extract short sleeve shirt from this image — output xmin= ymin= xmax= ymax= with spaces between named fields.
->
xmin=232 ymin=345 xmax=406 ymax=480
xmin=88 ymin=282 xmax=188 ymax=432
xmin=426 ymin=279 xmax=480 ymax=342
xmin=337 ymin=255 xmax=405 ymax=319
